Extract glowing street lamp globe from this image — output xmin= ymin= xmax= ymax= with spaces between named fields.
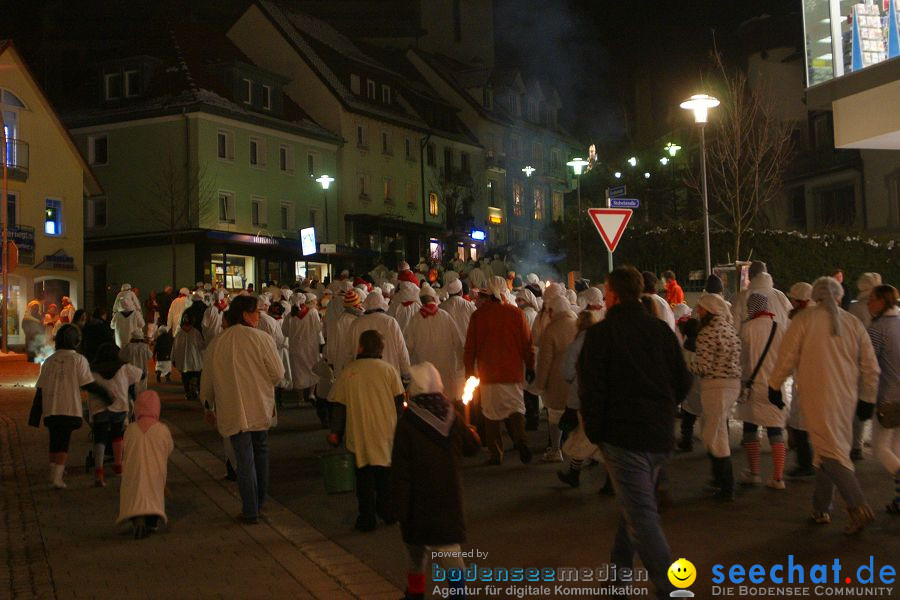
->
xmin=666 ymin=142 xmax=681 ymax=157
xmin=659 ymin=157 xmax=669 ymax=166
xmin=644 ymin=172 xmax=650 ymax=179
xmin=627 ymin=156 xmax=637 ymax=167
xmin=680 ymin=94 xmax=720 ymax=124
xmin=566 ymin=157 xmax=589 ymax=176
xmin=614 ymin=171 xmax=622 ymax=179
xmin=316 ymin=174 xmax=334 ymax=190
xmin=522 ymin=165 xmax=535 ymax=177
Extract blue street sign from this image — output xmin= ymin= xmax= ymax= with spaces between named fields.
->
xmin=610 ymin=197 xmax=640 ymax=209
xmin=607 ymin=185 xmax=627 ymax=198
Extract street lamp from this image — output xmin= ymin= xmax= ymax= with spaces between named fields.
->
xmin=665 ymin=142 xmax=681 ymax=157
xmin=566 ymin=157 xmax=590 ymax=275
xmin=521 ymin=165 xmax=535 ymax=177
xmin=315 ymin=175 xmax=333 ymax=243
xmin=643 ymin=172 xmax=650 ymax=179
xmin=680 ymin=94 xmax=719 ymax=276
xmin=614 ymin=171 xmax=622 ymax=179
xmin=627 ymin=156 xmax=637 ymax=167
xmin=659 ymin=157 xmax=669 ymax=166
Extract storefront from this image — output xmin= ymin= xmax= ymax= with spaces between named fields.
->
xmin=344 ymin=214 xmax=443 ymax=272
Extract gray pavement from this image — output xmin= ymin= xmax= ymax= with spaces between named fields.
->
xmin=1 ymin=370 xmax=898 ymax=600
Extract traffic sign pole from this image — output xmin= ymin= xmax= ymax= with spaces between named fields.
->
xmin=606 ymin=195 xmax=613 ymax=273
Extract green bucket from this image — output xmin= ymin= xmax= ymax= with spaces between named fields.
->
xmin=319 ymin=451 xmax=355 ymax=494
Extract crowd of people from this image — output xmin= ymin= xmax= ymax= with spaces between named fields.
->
xmin=24 ymin=253 xmax=899 ymax=599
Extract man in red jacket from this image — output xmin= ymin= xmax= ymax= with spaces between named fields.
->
xmin=464 ymin=276 xmax=535 ymax=464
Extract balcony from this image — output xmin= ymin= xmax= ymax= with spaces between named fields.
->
xmin=2 ymin=139 xmax=29 ymax=181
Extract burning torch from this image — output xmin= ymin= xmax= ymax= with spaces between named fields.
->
xmin=461 ymin=376 xmax=479 ymax=425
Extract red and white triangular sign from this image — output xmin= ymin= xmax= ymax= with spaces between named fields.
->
xmin=588 ymin=208 xmax=633 ymax=253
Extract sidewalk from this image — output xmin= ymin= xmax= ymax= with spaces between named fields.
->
xmin=0 ymin=379 xmax=401 ymax=600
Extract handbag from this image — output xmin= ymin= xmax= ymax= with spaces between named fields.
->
xmin=28 ymin=390 xmax=42 ymax=428
xmin=738 ymin=321 xmax=777 ymax=404
xmin=877 ymin=402 xmax=900 ymax=429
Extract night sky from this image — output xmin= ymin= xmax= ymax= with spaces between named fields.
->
xmin=494 ymin=0 xmax=801 ymax=145
xmin=3 ymin=0 xmax=801 ymax=147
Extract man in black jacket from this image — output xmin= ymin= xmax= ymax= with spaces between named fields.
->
xmin=579 ymin=266 xmax=692 ymax=599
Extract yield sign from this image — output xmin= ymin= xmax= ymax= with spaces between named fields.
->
xmin=588 ymin=208 xmax=633 ymax=253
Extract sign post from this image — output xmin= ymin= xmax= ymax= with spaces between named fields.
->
xmin=588 ymin=208 xmax=633 ymax=274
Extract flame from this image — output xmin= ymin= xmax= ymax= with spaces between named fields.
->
xmin=461 ymin=376 xmax=480 ymax=405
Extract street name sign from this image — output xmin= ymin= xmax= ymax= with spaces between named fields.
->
xmin=606 ymin=185 xmax=627 ymax=198
xmin=609 ymin=197 xmax=640 ymax=209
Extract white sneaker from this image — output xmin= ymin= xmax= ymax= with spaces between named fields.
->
xmin=542 ymin=448 xmax=563 ymax=463
xmin=740 ymin=470 xmax=762 ymax=485
xmin=766 ymin=479 xmax=786 ymax=490
xmin=51 ymin=465 xmax=67 ymax=489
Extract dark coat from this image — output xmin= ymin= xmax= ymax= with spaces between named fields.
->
xmin=578 ymin=301 xmax=692 ymax=453
xmin=390 ymin=408 xmax=480 ymax=546
xmin=154 ymin=330 xmax=174 ymax=361
xmin=185 ymin=300 xmax=206 ymax=331
xmin=80 ymin=318 xmax=115 ymax=363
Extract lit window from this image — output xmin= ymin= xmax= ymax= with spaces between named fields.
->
xmin=533 ymin=187 xmax=545 ymax=221
xmin=44 ymin=199 xmax=62 ymax=236
xmin=429 ymin=192 xmax=439 ymax=216
xmin=104 ymin=73 xmax=122 ymax=100
xmin=89 ymin=135 xmax=108 ymax=165
xmin=383 ymin=177 xmax=392 ymax=200
xmin=261 ymin=85 xmax=272 ymax=110
xmin=552 ymin=191 xmax=564 ymax=221
xmin=513 ymin=181 xmax=523 ymax=217
xmin=124 ymin=70 xmax=140 ymax=97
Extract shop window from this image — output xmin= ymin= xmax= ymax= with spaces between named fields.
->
xmin=429 ymin=192 xmax=439 ymax=216
xmin=211 ymin=253 xmax=252 ymax=290
xmin=44 ymin=198 xmax=62 ymax=236
xmin=87 ymin=197 xmax=107 ymax=228
xmin=89 ymin=135 xmax=108 ymax=165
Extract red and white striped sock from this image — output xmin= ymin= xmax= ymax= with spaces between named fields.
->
xmin=744 ymin=441 xmax=761 ymax=475
xmin=771 ymin=442 xmax=786 ymax=481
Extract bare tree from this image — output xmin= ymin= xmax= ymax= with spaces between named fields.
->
xmin=146 ymin=153 xmax=214 ymax=285
xmin=689 ymin=53 xmax=794 ymax=263
xmin=426 ymin=168 xmax=480 ymax=258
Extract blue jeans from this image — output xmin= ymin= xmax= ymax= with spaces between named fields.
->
xmin=230 ymin=430 xmax=269 ymax=518
xmin=601 ymin=443 xmax=675 ymax=599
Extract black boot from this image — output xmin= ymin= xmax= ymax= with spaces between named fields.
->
xmin=713 ymin=457 xmax=735 ymax=501
xmin=678 ymin=413 xmax=696 ymax=452
xmin=557 ymin=468 xmax=580 ymax=488
xmin=225 ymin=459 xmax=237 ymax=481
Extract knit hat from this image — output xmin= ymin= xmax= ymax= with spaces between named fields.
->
xmin=698 ymin=293 xmax=729 ymax=316
xmin=704 ymin=274 xmax=724 ymax=295
xmin=363 ymin=291 xmax=388 ymax=312
xmin=789 ymin=282 xmax=813 ymax=301
xmin=857 ymin=272 xmax=882 ymax=294
xmin=419 ymin=283 xmax=438 ymax=301
xmin=747 ymin=293 xmax=769 ymax=317
xmin=447 ymin=279 xmax=463 ymax=295
xmin=343 ymin=289 xmax=361 ymax=308
xmin=749 ymin=260 xmax=768 ymax=279
xmin=408 ymin=362 xmax=444 ymax=396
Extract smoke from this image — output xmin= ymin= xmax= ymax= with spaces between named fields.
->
xmin=30 ymin=334 xmax=54 ymax=365
xmin=502 ymin=241 xmax=564 ymax=283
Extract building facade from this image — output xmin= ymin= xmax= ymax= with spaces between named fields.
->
xmin=0 ymin=41 xmax=102 ymax=347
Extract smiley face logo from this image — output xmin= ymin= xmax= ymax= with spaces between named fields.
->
xmin=668 ymin=558 xmax=696 ymax=588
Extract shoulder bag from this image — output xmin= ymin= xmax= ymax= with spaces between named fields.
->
xmin=738 ymin=321 xmax=777 ymax=405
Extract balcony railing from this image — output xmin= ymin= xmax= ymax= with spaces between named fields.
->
xmin=2 ymin=139 xmax=29 ymax=181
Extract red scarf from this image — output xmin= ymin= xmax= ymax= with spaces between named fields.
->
xmin=419 ymin=303 xmax=439 ymax=318
xmin=294 ymin=306 xmax=310 ymax=320
xmin=751 ymin=311 xmax=776 ymax=319
xmin=586 ymin=304 xmax=603 ymax=311
xmin=215 ymin=300 xmax=227 ymax=311
xmin=59 ymin=315 xmax=70 ymax=324
xmin=402 ymin=300 xmax=416 ymax=307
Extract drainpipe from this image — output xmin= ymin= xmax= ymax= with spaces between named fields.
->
xmin=420 ymin=133 xmax=431 ymax=256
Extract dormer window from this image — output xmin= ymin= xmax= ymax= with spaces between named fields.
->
xmin=528 ymin=100 xmax=539 ymax=122
xmin=104 ymin=73 xmax=122 ymax=100
xmin=381 ymin=85 xmax=391 ymax=104
xmin=261 ymin=85 xmax=272 ymax=110
xmin=350 ymin=74 xmax=361 ymax=94
xmin=366 ymin=80 xmax=376 ymax=100
xmin=124 ymin=70 xmax=140 ymax=97
xmin=242 ymin=79 xmax=252 ymax=104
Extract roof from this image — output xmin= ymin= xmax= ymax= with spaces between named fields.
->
xmin=60 ymin=24 xmax=341 ymax=144
xmin=256 ymin=0 xmax=430 ymax=131
xmin=0 ymin=40 xmax=102 ymax=196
